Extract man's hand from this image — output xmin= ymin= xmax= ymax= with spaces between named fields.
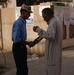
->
xmin=33 ymin=26 xmax=39 ymax=32
xmin=28 ymin=41 xmax=35 ymax=48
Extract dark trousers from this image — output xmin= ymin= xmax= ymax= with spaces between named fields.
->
xmin=12 ymin=42 xmax=28 ymax=75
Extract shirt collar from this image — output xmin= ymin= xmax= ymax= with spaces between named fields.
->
xmin=47 ymin=17 xmax=54 ymax=25
xmin=19 ymin=16 xmax=26 ymax=23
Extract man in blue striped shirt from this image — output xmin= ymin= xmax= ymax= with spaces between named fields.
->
xmin=12 ymin=4 xmax=33 ymax=75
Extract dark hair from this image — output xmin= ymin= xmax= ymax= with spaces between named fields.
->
xmin=42 ymin=8 xmax=54 ymax=16
xmin=20 ymin=8 xmax=28 ymax=14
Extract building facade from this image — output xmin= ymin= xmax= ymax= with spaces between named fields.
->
xmin=61 ymin=0 xmax=73 ymax=2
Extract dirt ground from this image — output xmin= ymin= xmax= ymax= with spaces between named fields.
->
xmin=0 ymin=46 xmax=74 ymax=75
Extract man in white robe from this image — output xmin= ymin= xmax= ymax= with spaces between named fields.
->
xmin=33 ymin=8 xmax=63 ymax=75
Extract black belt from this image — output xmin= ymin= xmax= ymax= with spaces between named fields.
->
xmin=13 ymin=42 xmax=26 ymax=46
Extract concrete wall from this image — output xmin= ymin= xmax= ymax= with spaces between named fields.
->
xmin=7 ymin=0 xmax=16 ymax=8
xmin=0 ymin=2 xmax=74 ymax=56
xmin=0 ymin=8 xmax=15 ymax=50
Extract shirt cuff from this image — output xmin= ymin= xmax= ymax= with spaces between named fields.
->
xmin=35 ymin=28 xmax=42 ymax=33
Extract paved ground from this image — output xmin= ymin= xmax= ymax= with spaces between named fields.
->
xmin=0 ymin=47 xmax=74 ymax=75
